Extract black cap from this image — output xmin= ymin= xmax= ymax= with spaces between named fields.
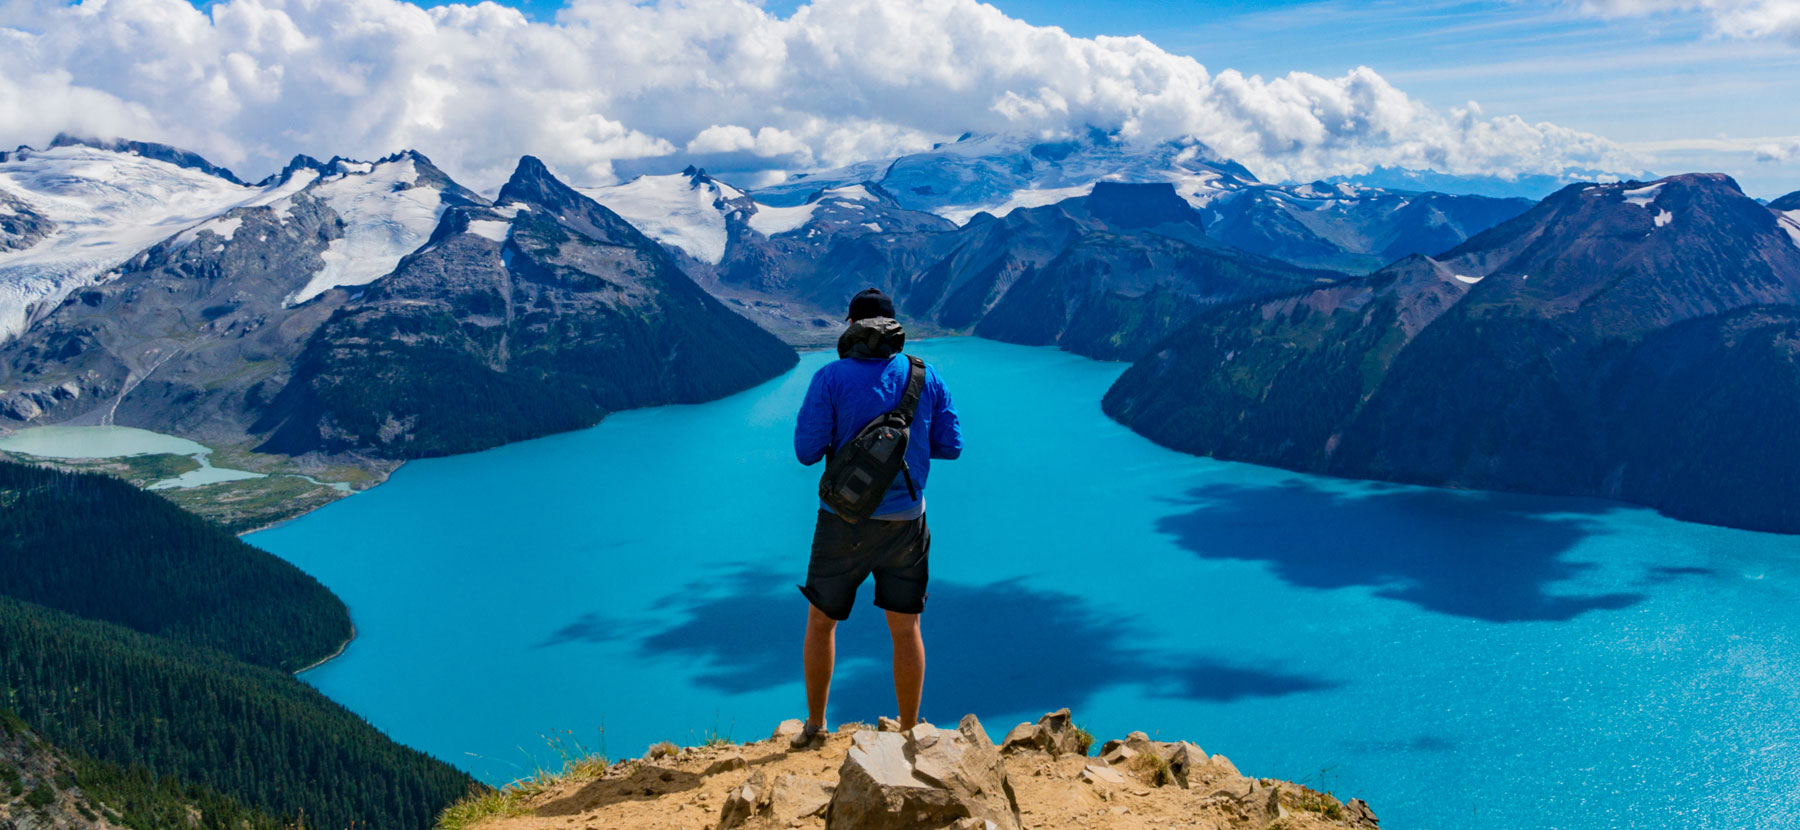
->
xmin=847 ymin=288 xmax=896 ymax=321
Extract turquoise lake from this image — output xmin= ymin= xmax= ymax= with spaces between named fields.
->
xmin=250 ymin=337 xmax=1800 ymax=830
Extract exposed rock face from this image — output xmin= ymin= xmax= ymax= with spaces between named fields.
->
xmin=0 ymin=190 xmax=52 ymax=253
xmin=0 ymin=143 xmax=798 ymax=462
xmin=0 ymin=717 xmax=128 ymax=830
xmin=826 ymin=716 xmax=1022 ymax=830
xmin=1107 ymin=174 xmax=1800 ymax=533
xmin=253 ymin=156 xmax=798 ymax=459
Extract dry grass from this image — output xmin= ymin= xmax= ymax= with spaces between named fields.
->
xmin=436 ymin=732 xmax=610 ymax=830
xmin=1126 ymin=751 xmax=1174 ymax=787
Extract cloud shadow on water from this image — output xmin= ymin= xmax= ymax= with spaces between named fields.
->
xmin=1155 ymin=479 xmax=1647 ymax=623
xmin=554 ymin=567 xmax=1337 ymax=722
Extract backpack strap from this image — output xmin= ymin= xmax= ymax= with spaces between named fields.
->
xmin=895 ymin=355 xmax=926 ymax=424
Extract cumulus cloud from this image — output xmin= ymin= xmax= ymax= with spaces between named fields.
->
xmin=1757 ymin=139 xmax=1800 ymax=162
xmin=0 ymin=0 xmax=1641 ymax=190
xmin=1574 ymin=0 xmax=1800 ymax=41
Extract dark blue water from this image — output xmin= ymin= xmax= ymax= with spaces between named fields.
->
xmin=252 ymin=338 xmax=1800 ymax=830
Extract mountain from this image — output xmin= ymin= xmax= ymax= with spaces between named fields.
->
xmin=0 ymin=458 xmax=476 ymax=829
xmin=711 ymin=180 xmax=1340 ymax=361
xmin=253 ymin=156 xmax=798 ymax=458
xmin=747 ymin=130 xmax=1531 ymax=273
xmin=0 ymin=141 xmax=797 ymax=460
xmin=753 ymin=129 xmax=1256 ymax=221
xmin=0 ymin=459 xmax=350 ymax=671
xmin=1104 ymin=173 xmax=1800 ymax=532
xmin=1198 ymin=182 xmax=1534 ymax=272
xmin=0 ymin=137 xmax=300 ymax=345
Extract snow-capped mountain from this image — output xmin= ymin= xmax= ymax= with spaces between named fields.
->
xmin=0 ymin=138 xmax=309 ymax=343
xmin=755 ymin=129 xmax=1257 ymax=223
xmin=0 ymin=138 xmax=488 ymax=346
xmin=576 ymin=167 xmax=747 ymax=265
xmin=277 ymin=151 xmax=486 ymax=304
xmin=579 ymin=168 xmax=952 ymax=267
xmin=0 ymin=140 xmax=795 ymax=455
xmin=746 ymin=130 xmax=1532 ymax=273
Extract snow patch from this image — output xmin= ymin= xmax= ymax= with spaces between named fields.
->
xmin=580 ymin=174 xmax=731 ymax=264
xmin=1621 ymin=182 xmax=1664 ymax=207
xmin=173 ymin=215 xmax=243 ymax=247
xmin=746 ymin=202 xmax=818 ymax=236
xmin=861 ymin=222 xmax=882 ymax=233
xmin=466 ymin=219 xmax=512 ymax=241
xmin=1453 ymin=274 xmax=1484 ymax=284
xmin=287 ymin=157 xmax=446 ymax=305
xmin=940 ymin=184 xmax=1094 ymax=225
xmin=822 ymin=184 xmax=878 ymax=203
xmin=1778 ymin=210 xmax=1800 ymax=249
xmin=0 ymin=145 xmax=276 ymax=343
xmin=1654 ymin=210 xmax=1673 ymax=228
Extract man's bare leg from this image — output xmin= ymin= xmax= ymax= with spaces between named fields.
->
xmin=886 ymin=610 xmax=925 ymax=729
xmin=803 ymin=604 xmax=838 ymax=730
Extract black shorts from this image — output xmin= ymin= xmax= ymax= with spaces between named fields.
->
xmin=799 ymin=510 xmax=930 ymax=621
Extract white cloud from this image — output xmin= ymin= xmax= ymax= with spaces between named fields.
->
xmin=1756 ymin=139 xmax=1800 ymax=162
xmin=0 ymin=0 xmax=1642 ymax=190
xmin=1573 ymin=0 xmax=1800 ymax=41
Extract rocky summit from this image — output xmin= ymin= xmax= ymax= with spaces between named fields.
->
xmin=456 ymin=710 xmax=1377 ymax=830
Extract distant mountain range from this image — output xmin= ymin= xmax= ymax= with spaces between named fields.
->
xmin=6 ymin=133 xmax=1798 ymax=534
xmin=0 ymin=132 xmax=1529 ymax=462
xmin=1106 ymin=174 xmax=1800 ymax=533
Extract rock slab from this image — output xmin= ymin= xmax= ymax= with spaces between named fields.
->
xmin=825 ymin=715 xmax=1022 ymax=830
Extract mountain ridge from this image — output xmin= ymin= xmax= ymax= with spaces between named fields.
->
xmin=1105 ymin=172 xmax=1800 ymax=533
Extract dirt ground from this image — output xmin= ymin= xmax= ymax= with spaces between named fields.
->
xmin=470 ymin=719 xmax=1375 ymax=830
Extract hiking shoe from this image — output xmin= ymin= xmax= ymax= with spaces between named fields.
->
xmin=787 ymin=721 xmax=826 ymax=751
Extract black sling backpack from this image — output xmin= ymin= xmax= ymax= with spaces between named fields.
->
xmin=818 ymin=354 xmax=926 ymax=523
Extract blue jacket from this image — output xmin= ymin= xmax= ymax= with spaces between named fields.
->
xmin=795 ymin=353 xmax=962 ymax=518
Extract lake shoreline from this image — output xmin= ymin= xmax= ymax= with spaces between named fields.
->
xmin=296 ymin=624 xmax=358 ymax=675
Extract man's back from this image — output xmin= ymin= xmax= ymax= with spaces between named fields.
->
xmin=791 ymin=289 xmax=957 ymax=744
xmin=795 ymin=353 xmax=962 ymax=520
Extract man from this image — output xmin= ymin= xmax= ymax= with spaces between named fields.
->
xmin=791 ymin=288 xmax=962 ymax=747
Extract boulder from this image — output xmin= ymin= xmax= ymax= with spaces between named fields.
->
xmin=1098 ymin=731 xmax=1154 ymax=766
xmin=824 ymin=715 xmax=1022 ymax=830
xmin=718 ymin=770 xmax=836 ymax=829
xmin=717 ymin=772 xmax=764 ymax=830
xmin=878 ymin=716 xmax=902 ymax=732
xmin=1163 ymin=741 xmax=1209 ymax=789
xmin=998 ymin=708 xmax=1090 ymax=758
xmin=1347 ymin=797 xmax=1380 ymax=826
xmin=767 ymin=773 xmax=834 ymax=822
xmin=771 ymin=719 xmax=806 ymax=743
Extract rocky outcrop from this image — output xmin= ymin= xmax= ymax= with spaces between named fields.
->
xmin=1000 ymin=707 xmax=1091 ymax=757
xmin=0 ymin=716 xmax=128 ymax=830
xmin=827 ymin=716 xmax=1021 ymax=830
xmin=457 ymin=709 xmax=1378 ymax=830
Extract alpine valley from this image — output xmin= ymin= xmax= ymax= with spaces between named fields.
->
xmin=5 ymin=126 xmax=1800 ymax=830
